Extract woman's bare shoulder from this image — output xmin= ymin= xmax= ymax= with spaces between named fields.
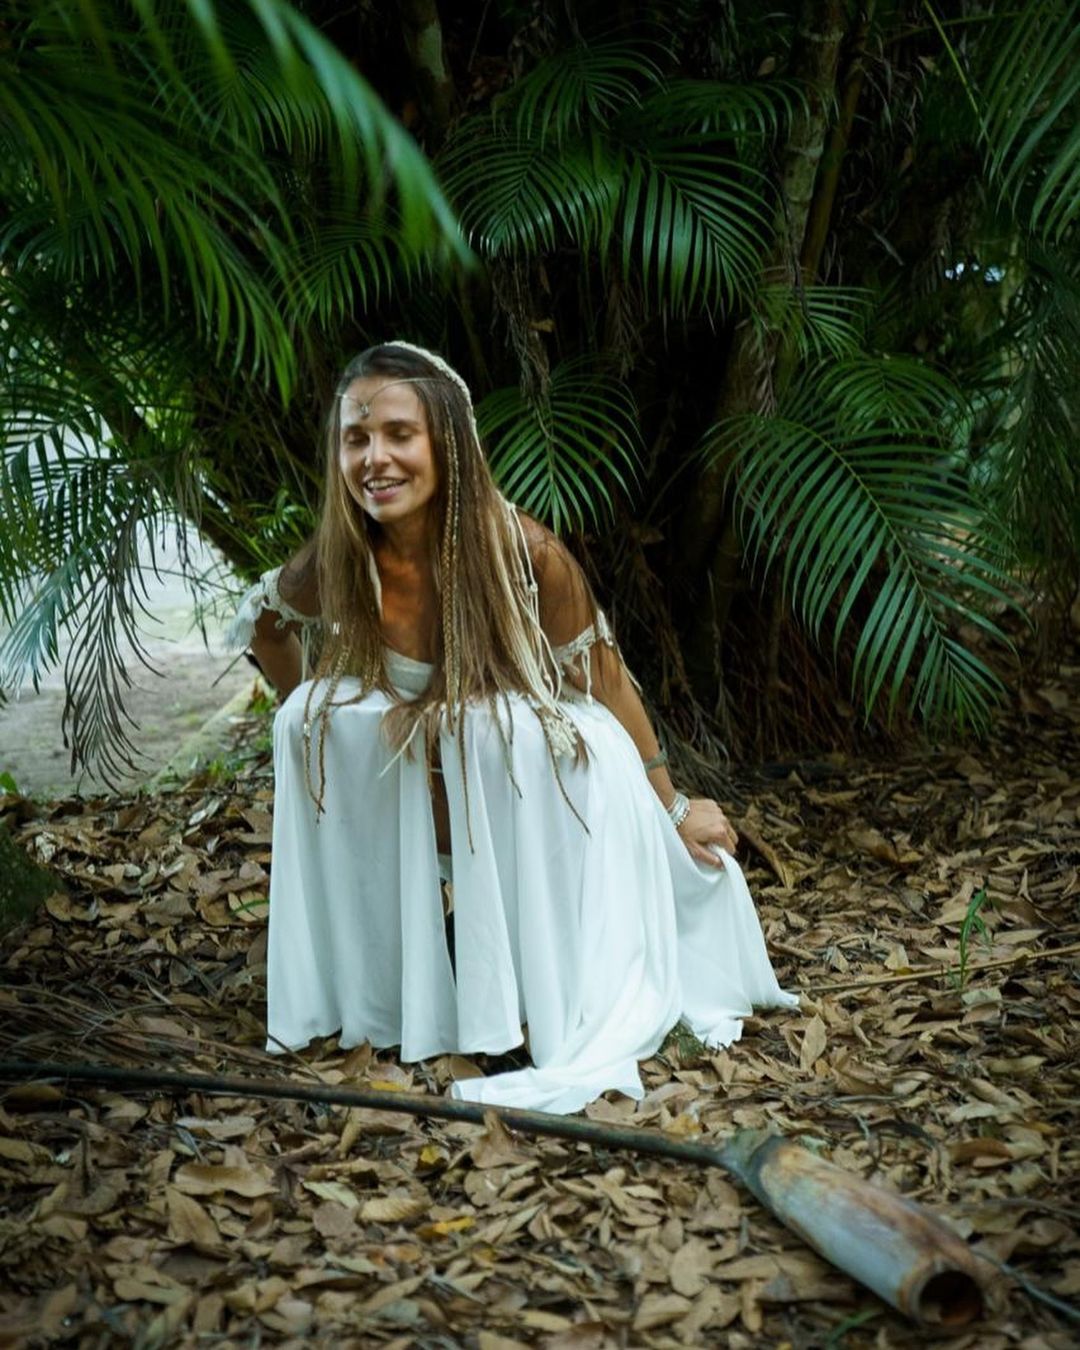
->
xmin=510 ymin=511 xmax=596 ymax=641
xmin=514 ymin=510 xmax=572 ymax=576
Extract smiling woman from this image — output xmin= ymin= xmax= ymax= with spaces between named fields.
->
xmin=228 ymin=342 xmax=797 ymax=1113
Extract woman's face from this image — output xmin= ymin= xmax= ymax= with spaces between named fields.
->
xmin=338 ymin=376 xmax=438 ymax=529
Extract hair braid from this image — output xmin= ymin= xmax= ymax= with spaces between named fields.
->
xmin=307 ymin=341 xmax=598 ymax=844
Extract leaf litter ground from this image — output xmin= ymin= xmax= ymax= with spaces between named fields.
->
xmin=0 ymin=663 xmax=1078 ymax=1348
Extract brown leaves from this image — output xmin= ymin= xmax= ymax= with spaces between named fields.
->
xmin=470 ymin=1110 xmax=534 ymax=1169
xmin=669 ymin=1236 xmax=715 ymax=1296
xmin=357 ymin=1192 xmax=429 ymax=1224
xmin=2 ymin=678 xmax=1080 ymax=1345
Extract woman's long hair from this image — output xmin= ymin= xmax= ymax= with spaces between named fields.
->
xmin=303 ymin=343 xmax=589 ymax=824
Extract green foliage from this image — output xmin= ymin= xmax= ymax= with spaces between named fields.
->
xmin=0 ymin=0 xmax=463 ymax=396
xmin=754 ymin=285 xmax=874 ymax=365
xmin=504 ymin=36 xmax=666 ymax=144
xmin=2 ymin=0 xmax=1078 ymax=777
xmin=477 ymin=361 xmax=642 ymax=533
xmin=823 ymin=1309 xmax=882 ymax=1348
xmin=0 ymin=823 xmax=58 ymax=933
xmin=925 ymin=2 xmax=1080 ymax=596
xmin=660 ymin=1021 xmax=709 ymax=1067
xmin=0 ymin=0 xmax=462 ymax=775
xmin=440 ymin=120 xmax=623 ymax=256
xmin=438 ymin=38 xmax=790 ymax=313
xmin=978 ymin=0 xmax=1080 ymax=241
xmin=245 ymin=490 xmax=320 ymax=574
xmin=954 ymin=886 xmax=992 ymax=989
xmin=704 ymin=355 xmax=1018 ymax=729
xmin=976 ymin=248 xmax=1080 ymax=594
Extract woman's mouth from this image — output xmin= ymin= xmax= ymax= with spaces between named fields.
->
xmin=364 ymin=478 xmax=407 ymax=501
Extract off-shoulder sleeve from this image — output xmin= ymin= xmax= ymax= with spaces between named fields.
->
xmin=225 ymin=565 xmax=321 ymax=651
xmin=550 ymin=612 xmax=616 ymax=702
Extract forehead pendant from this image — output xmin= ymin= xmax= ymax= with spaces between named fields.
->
xmin=339 ymin=378 xmax=427 ymax=419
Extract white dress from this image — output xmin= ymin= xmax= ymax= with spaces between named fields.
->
xmin=230 ymin=570 xmax=798 ymax=1114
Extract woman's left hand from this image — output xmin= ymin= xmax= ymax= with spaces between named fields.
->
xmin=677 ymin=798 xmax=738 ymax=868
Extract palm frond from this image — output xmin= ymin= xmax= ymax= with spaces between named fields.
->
xmin=977 ymin=0 xmax=1080 ymax=240
xmin=633 ymin=78 xmax=802 ymax=139
xmin=976 ymin=245 xmax=1080 ymax=586
xmin=813 ymin=353 xmax=964 ymax=432
xmin=754 ymin=285 xmax=873 ymax=362
xmin=437 ymin=120 xmax=623 ymax=256
xmin=620 ymin=135 xmax=773 ymax=312
xmin=0 ymin=0 xmax=463 ymax=391
xmin=280 ymin=215 xmax=419 ymax=328
xmin=503 ymin=36 xmax=666 ymax=144
xmin=0 ymin=427 xmax=173 ymax=778
xmin=476 ymin=360 xmax=642 ymax=532
xmin=700 ymin=356 xmax=1018 ymax=729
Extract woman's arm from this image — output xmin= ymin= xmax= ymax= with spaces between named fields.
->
xmin=531 ymin=528 xmax=737 ymax=868
xmin=250 ymin=613 xmax=305 ymax=698
xmin=243 ymin=543 xmax=320 ymax=700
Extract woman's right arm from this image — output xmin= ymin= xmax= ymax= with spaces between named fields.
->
xmin=235 ymin=543 xmax=320 ymax=700
xmin=250 ymin=611 xmax=305 ymax=698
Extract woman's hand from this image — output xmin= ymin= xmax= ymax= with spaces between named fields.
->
xmin=677 ymin=797 xmax=738 ymax=868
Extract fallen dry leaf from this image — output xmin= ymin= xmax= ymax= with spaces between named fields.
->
xmin=172 ymin=1163 xmax=275 ymax=1198
xmin=165 ymin=1187 xmax=221 ymax=1251
xmin=357 ymin=1192 xmax=429 ymax=1224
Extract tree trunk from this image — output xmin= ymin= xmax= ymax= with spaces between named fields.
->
xmin=398 ymin=0 xmax=455 ymax=151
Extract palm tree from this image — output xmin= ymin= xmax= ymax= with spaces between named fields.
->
xmin=431 ymin=0 xmax=1077 ymax=756
xmin=0 ymin=0 xmax=464 ymax=775
xmin=3 ymin=0 xmax=1078 ymax=779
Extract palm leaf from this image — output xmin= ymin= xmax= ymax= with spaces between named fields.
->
xmin=503 ymin=36 xmax=666 ymax=145
xmin=476 ymin=360 xmax=642 ymax=533
xmin=632 ymin=78 xmax=802 ymax=140
xmin=814 ymin=353 xmax=964 ymax=432
xmin=700 ymin=356 xmax=1018 ymax=729
xmin=0 ymin=0 xmax=463 ymax=391
xmin=976 ymin=245 xmax=1080 ymax=584
xmin=440 ymin=68 xmax=778 ymax=315
xmin=437 ymin=120 xmax=622 ymax=255
xmin=280 ymin=213 xmax=419 ymax=328
xmin=619 ymin=135 xmax=773 ymax=313
xmin=941 ymin=0 xmax=1080 ymax=241
xmin=754 ymin=285 xmax=873 ymax=362
xmin=0 ymin=428 xmax=173 ymax=778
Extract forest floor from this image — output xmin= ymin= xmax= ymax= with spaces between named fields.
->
xmin=0 ymin=656 xmax=1077 ymax=1349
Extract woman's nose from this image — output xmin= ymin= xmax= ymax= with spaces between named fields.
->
xmin=364 ymin=433 xmax=391 ymax=468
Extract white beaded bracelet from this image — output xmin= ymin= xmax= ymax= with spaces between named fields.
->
xmin=666 ymin=791 xmax=691 ymax=830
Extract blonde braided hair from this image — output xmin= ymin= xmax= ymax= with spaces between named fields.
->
xmin=302 ymin=343 xmax=588 ymax=834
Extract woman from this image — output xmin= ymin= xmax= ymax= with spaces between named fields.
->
xmin=230 ymin=341 xmax=797 ymax=1114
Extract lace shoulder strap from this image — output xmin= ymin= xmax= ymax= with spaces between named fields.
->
xmin=225 ymin=565 xmax=320 ymax=652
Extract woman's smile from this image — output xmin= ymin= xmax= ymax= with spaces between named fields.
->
xmin=363 ymin=476 xmax=408 ymax=502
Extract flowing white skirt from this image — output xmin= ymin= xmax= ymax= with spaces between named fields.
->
xmin=267 ymin=670 xmax=798 ymax=1113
